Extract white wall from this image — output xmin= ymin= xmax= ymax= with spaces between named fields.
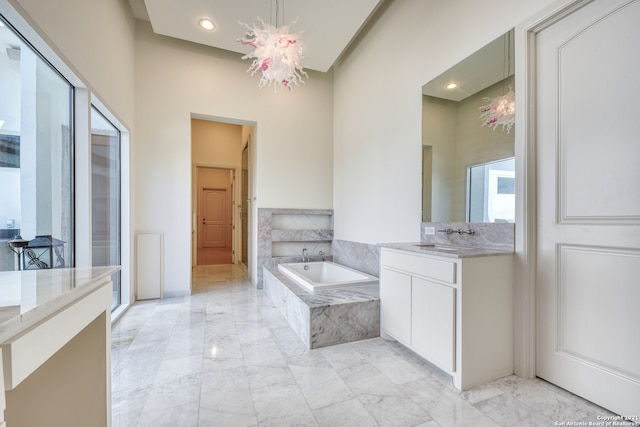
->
xmin=10 ymin=0 xmax=136 ymax=127
xmin=135 ymin=22 xmax=333 ymax=293
xmin=333 ymin=0 xmax=557 ymax=244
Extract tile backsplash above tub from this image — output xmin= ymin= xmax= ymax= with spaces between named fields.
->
xmin=258 ymin=208 xmax=334 ymax=287
xmin=331 ymin=239 xmax=380 ymax=278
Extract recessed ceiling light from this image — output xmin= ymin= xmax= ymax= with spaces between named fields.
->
xmin=446 ymin=82 xmax=458 ymax=90
xmin=199 ymin=18 xmax=215 ymax=31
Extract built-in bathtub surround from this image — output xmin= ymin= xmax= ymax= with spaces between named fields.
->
xmin=257 ymin=208 xmax=334 ymax=288
xmin=278 ymin=261 xmax=378 ymax=292
xmin=331 ymin=239 xmax=381 ymax=277
xmin=421 ymin=222 xmax=514 ymax=251
xmin=263 ymin=266 xmax=379 ymax=349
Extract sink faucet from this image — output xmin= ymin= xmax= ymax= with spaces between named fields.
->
xmin=437 ymin=228 xmax=455 ymax=235
xmin=319 ymin=250 xmax=325 ymax=261
xmin=302 ymin=248 xmax=309 ymax=263
xmin=457 ymin=228 xmax=475 ymax=235
xmin=438 ymin=227 xmax=475 ymax=236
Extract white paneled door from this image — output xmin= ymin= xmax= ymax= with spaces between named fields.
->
xmin=535 ymin=0 xmax=640 ymax=416
xmin=200 ymin=188 xmax=228 ymax=248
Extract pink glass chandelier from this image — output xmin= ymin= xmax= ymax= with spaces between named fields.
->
xmin=238 ymin=1 xmax=307 ymax=91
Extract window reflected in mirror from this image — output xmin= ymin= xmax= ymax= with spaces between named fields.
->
xmin=467 ymin=157 xmax=515 ymax=223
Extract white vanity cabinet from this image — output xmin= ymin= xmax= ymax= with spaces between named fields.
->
xmin=380 ymin=247 xmax=513 ymax=390
xmin=411 ymin=276 xmax=456 ymax=372
xmin=379 ymin=268 xmax=412 ymax=343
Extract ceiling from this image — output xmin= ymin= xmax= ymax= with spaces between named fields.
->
xmin=127 ymin=0 xmax=384 ymax=73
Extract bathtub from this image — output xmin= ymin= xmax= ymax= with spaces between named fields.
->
xmin=277 ymin=261 xmax=378 ymax=292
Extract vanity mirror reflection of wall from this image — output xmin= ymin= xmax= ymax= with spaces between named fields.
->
xmin=422 ymin=29 xmax=515 ymax=223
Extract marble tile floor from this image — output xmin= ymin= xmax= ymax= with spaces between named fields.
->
xmin=112 ymin=264 xmax=618 ymax=427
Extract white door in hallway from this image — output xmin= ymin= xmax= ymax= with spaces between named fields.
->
xmin=535 ymin=0 xmax=640 ymax=416
xmin=200 ymin=188 xmax=228 ymax=248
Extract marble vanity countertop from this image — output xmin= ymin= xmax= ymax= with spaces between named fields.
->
xmin=380 ymin=242 xmax=514 ymax=258
xmin=0 ymin=266 xmax=120 ymax=342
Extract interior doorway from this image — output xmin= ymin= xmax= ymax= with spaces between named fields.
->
xmin=190 ymin=117 xmax=255 ymax=275
xmin=196 ymin=167 xmax=233 ymax=265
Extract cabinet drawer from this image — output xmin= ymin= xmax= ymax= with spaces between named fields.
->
xmin=381 ymin=249 xmax=456 ymax=284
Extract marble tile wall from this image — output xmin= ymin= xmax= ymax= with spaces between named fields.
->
xmin=331 ymin=239 xmax=380 ymax=277
xmin=257 ymin=208 xmax=334 ymax=288
xmin=420 ymin=222 xmax=515 ymax=251
xmin=272 ymin=241 xmax=332 ymax=258
xmin=272 ymin=214 xmax=333 ymax=230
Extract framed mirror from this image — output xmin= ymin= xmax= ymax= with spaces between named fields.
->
xmin=422 ymin=29 xmax=515 ymax=223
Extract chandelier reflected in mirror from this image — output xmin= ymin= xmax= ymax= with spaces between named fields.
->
xmin=479 ymin=31 xmax=515 ymax=133
xmin=479 ymin=85 xmax=515 ymax=133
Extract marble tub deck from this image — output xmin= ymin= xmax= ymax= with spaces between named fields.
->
xmin=263 ymin=266 xmax=380 ymax=349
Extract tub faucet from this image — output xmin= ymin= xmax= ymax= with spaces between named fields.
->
xmin=302 ymin=248 xmax=309 ymax=263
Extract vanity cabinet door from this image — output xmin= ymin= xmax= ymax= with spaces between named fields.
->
xmin=380 ymin=267 xmax=412 ymax=344
xmin=411 ymin=277 xmax=456 ymax=372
